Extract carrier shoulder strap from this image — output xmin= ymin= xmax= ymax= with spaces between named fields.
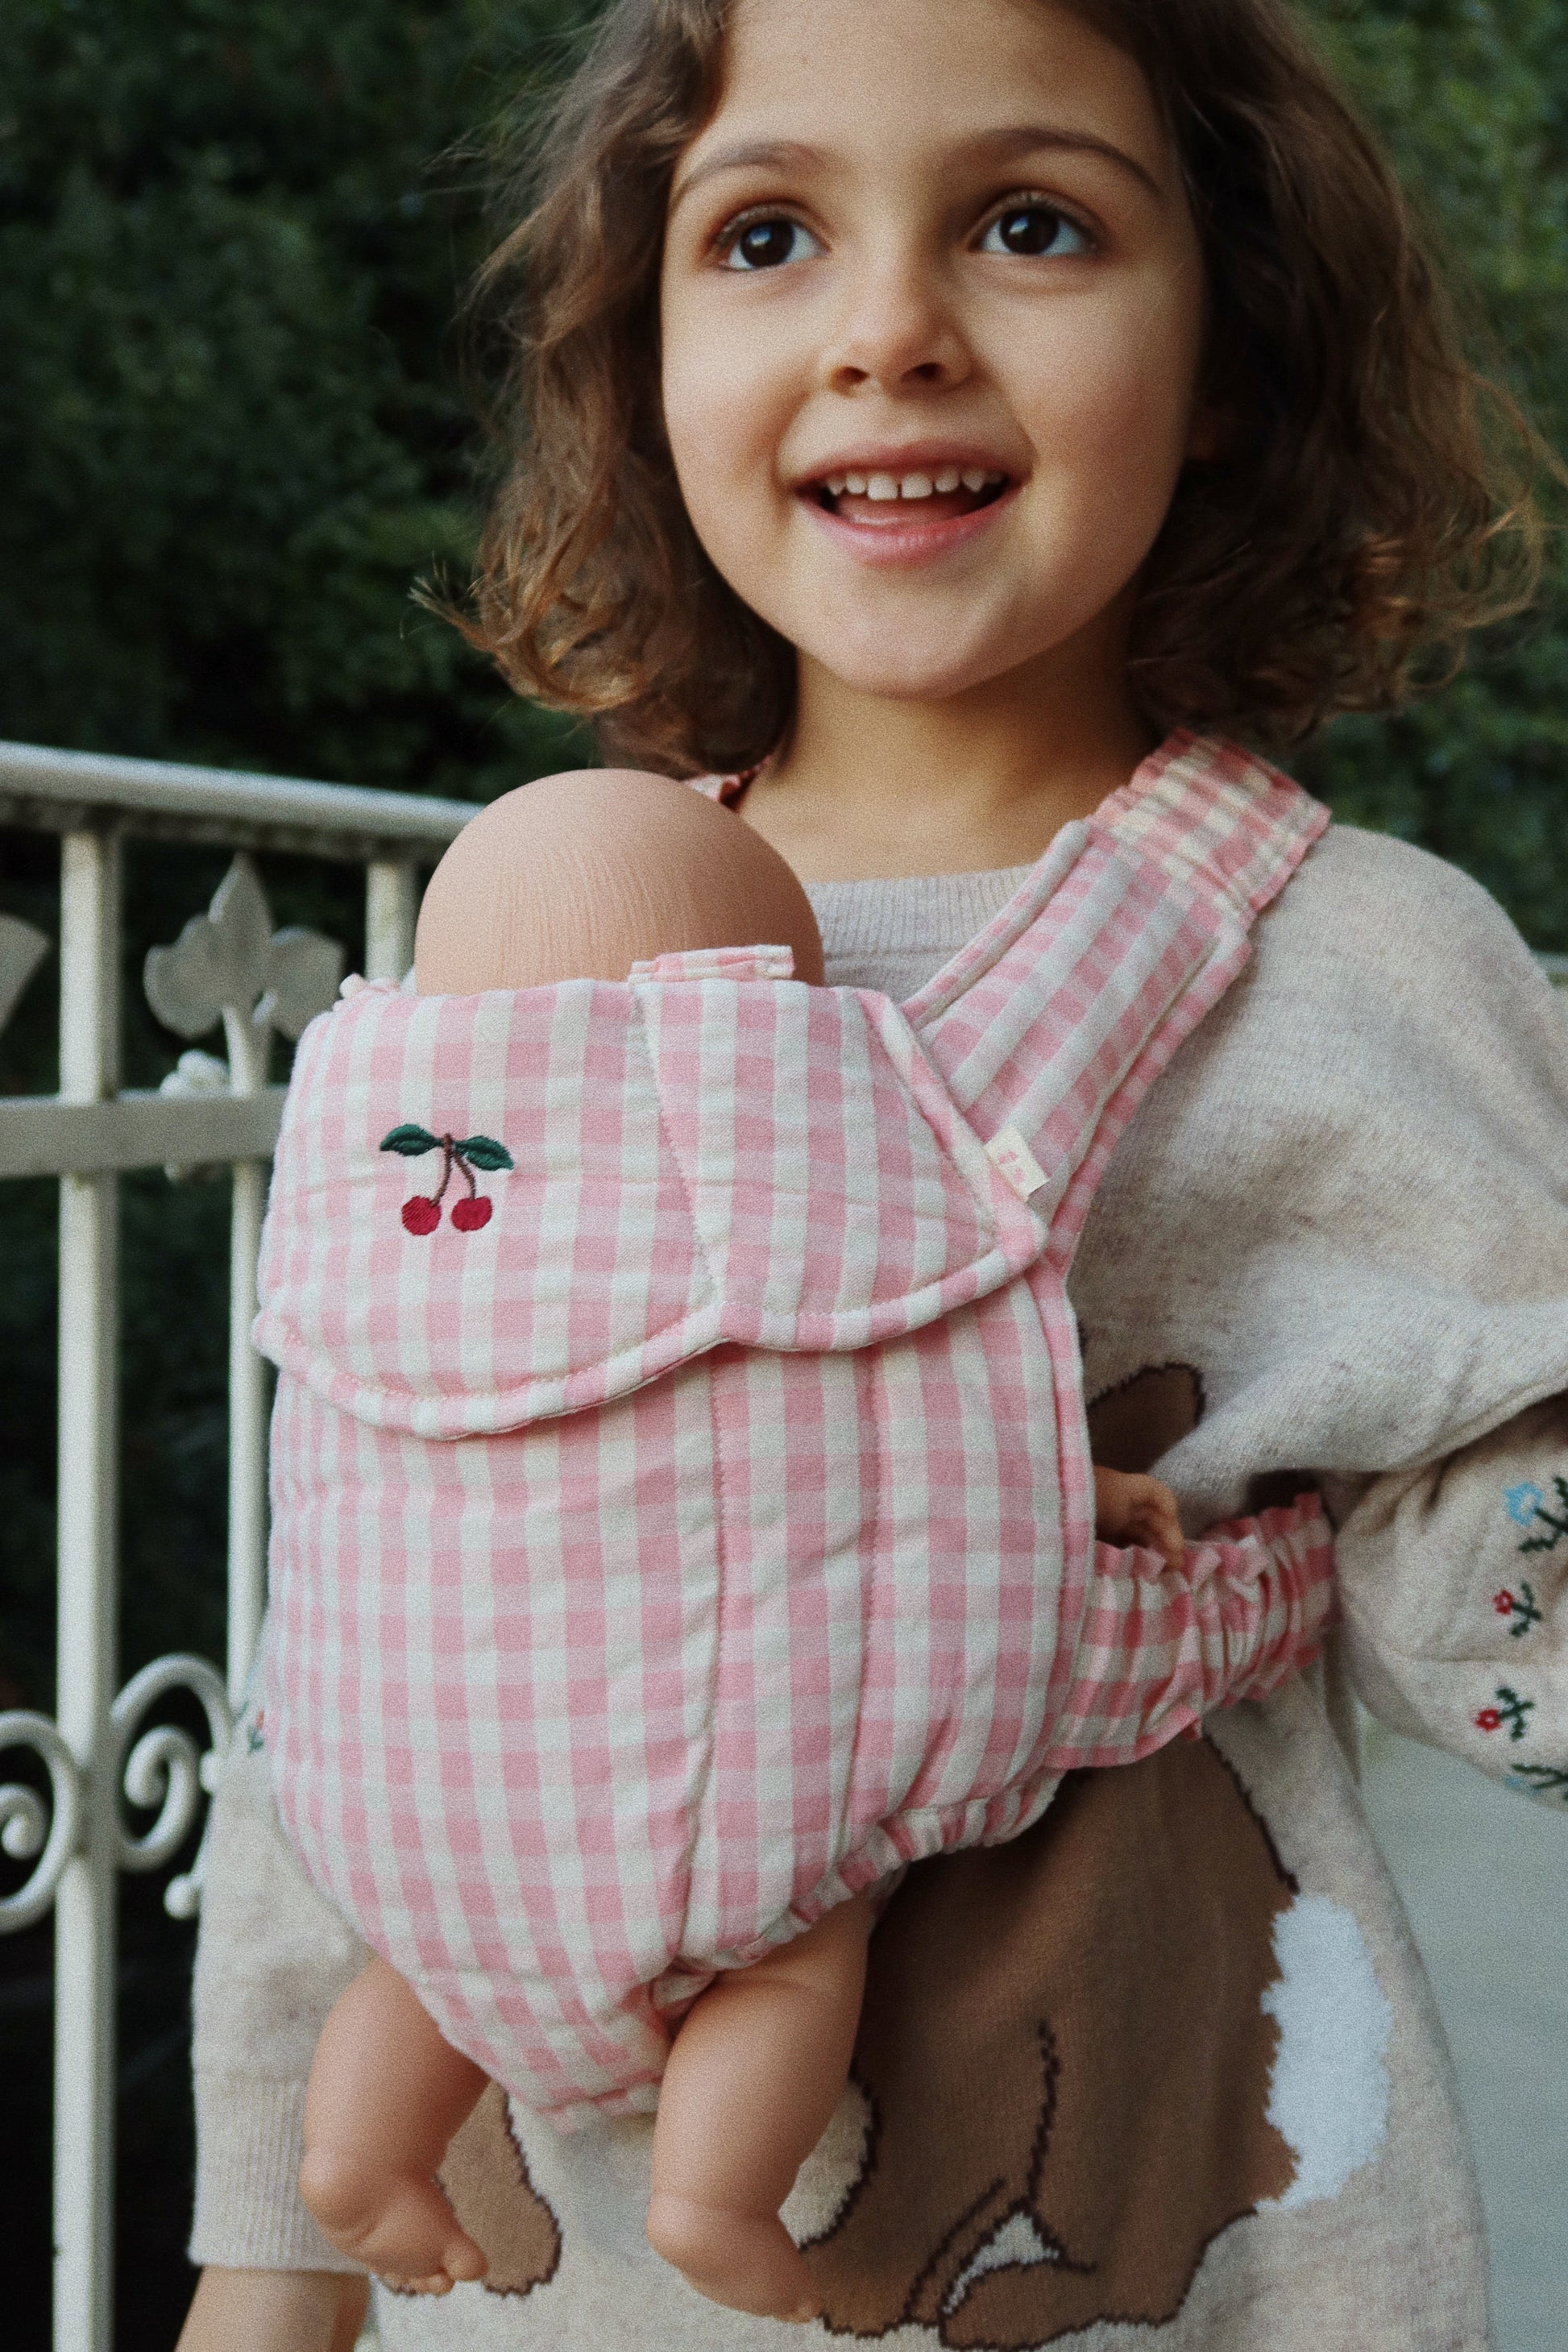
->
xmin=894 ymin=732 xmax=1328 ymax=1265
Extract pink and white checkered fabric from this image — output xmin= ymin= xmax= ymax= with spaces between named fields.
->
xmin=257 ymin=732 xmax=1335 ymax=2125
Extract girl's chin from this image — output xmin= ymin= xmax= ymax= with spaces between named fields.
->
xmin=795 ymin=637 xmax=1027 ymax=705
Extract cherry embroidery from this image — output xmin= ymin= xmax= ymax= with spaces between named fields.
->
xmin=380 ymin=1126 xmax=513 ymax=1233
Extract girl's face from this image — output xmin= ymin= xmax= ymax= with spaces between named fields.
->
xmin=660 ymin=0 xmax=1211 ymax=710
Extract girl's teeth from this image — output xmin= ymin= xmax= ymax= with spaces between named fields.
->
xmin=823 ymin=464 xmax=1006 ymax=506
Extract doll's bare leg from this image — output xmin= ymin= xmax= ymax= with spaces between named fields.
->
xmin=646 ymin=1890 xmax=873 ymax=2321
xmin=299 ymin=1953 xmax=489 ymax=2294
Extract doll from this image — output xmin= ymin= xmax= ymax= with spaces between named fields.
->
xmin=278 ymin=764 xmax=1242 ymax=2322
xmin=179 ymin=3 xmax=1567 ymax=2350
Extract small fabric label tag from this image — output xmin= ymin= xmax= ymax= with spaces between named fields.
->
xmin=629 ymin=944 xmax=795 ymax=983
xmin=985 ymin=1125 xmax=1048 ymax=1202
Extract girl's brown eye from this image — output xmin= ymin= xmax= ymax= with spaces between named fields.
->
xmin=981 ymin=204 xmax=1091 ymax=259
xmin=721 ymin=217 xmax=821 ymax=271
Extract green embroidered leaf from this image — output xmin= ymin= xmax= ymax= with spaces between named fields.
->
xmin=380 ymin=1123 xmax=440 ymax=1157
xmin=456 ymin=1134 xmax=513 ymax=1172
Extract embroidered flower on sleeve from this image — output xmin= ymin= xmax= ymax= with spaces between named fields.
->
xmin=1514 ymin=1475 xmax=1568 ymax=1555
xmin=1475 ymin=1686 xmax=1535 ymax=1742
xmin=1492 ymin=1582 xmax=1544 ymax=1637
xmin=1504 ymin=1481 xmax=1544 ymax=1529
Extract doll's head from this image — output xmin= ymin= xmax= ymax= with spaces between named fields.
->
xmin=413 ymin=768 xmax=824 ymax=993
xmin=455 ymin=0 xmax=1545 ymax=769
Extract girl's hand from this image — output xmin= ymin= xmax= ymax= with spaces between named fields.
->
xmin=174 ymin=2266 xmax=370 ymax=2352
xmin=1092 ymin=1466 xmax=1186 ymax=1568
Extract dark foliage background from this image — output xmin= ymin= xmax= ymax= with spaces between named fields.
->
xmin=0 ymin=1 xmax=1563 ymax=2344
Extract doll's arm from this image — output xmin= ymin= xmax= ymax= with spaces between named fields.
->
xmin=1043 ymin=1489 xmax=1335 ymax=1769
xmin=1093 ymin=1464 xmax=1184 ymax=1565
xmin=187 ymin=1681 xmax=369 ymax=2277
xmin=1333 ymin=1392 xmax=1568 ymax=1807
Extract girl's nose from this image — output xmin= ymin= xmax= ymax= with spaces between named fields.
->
xmin=819 ymin=251 xmax=972 ymax=396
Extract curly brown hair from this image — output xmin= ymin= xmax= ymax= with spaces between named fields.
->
xmin=453 ymin=0 xmax=1553 ymax=774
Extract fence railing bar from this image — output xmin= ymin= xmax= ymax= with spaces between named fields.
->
xmin=227 ymin=1156 xmax=269 ymax=1707
xmin=0 ymin=740 xmax=475 ymax=861
xmin=220 ymin=1002 xmax=272 ymax=1711
xmin=0 ymin=1089 xmax=287 ymax=1181
xmin=366 ymin=857 xmax=419 ymax=985
xmin=54 ymin=828 xmax=122 ymax=2352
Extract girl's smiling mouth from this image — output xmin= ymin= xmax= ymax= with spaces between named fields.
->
xmin=798 ymin=455 xmax=1018 ymax=560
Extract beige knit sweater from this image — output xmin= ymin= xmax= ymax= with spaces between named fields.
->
xmin=191 ymin=820 xmax=1568 ymax=2351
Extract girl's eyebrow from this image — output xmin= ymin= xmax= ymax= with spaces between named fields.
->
xmin=669 ymin=123 xmax=1163 ymax=216
xmin=669 ymin=137 xmax=824 ymax=214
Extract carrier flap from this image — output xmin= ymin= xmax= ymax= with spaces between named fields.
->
xmin=253 ymin=964 xmax=1048 ymax=1437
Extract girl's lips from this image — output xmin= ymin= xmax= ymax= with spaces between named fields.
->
xmin=798 ymin=478 xmax=1019 ymax=565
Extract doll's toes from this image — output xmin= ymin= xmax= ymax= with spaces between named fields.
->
xmin=379 ymin=2271 xmax=452 ymax=2297
xmin=443 ymin=2230 xmax=488 ymax=2284
xmin=378 ymin=2242 xmax=483 ymax=2296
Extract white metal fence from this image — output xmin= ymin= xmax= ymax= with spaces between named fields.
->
xmin=0 ymin=740 xmax=473 ymax=2352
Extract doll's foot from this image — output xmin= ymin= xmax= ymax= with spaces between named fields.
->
xmin=646 ymin=2191 xmax=822 ymax=2321
xmin=299 ymin=2148 xmax=487 ymax=2296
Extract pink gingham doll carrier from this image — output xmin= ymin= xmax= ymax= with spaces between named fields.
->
xmin=255 ymin=735 xmax=1336 ymax=2127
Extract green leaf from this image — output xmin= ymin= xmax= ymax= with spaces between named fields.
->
xmin=455 ymin=1134 xmax=513 ymax=1172
xmin=380 ymin=1123 xmax=439 ymax=1157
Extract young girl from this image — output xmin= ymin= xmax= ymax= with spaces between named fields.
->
xmin=179 ymin=2 xmax=1568 ymax=2350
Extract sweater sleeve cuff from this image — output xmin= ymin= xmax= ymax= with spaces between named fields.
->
xmin=188 ymin=2072 xmax=363 ymax=2273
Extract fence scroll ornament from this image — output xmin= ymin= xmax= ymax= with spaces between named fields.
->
xmin=0 ymin=1660 xmax=233 ymax=1932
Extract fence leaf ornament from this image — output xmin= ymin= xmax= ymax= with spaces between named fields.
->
xmin=144 ymin=854 xmax=344 ymax=1092
xmin=0 ymin=912 xmax=50 ymax=1037
xmin=263 ymin=925 xmax=346 ymax=1041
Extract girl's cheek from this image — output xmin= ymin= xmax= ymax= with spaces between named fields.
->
xmin=1044 ymin=301 xmax=1201 ymax=475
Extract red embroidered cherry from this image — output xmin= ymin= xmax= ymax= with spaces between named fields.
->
xmin=381 ymin=1126 xmax=512 ymax=1236
xmin=1475 ymin=1707 xmax=1502 ymax=1732
xmin=1494 ymin=1590 xmax=1515 ymax=1616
